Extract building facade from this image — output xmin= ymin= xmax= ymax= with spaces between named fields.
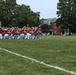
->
xmin=41 ymin=18 xmax=61 ymax=35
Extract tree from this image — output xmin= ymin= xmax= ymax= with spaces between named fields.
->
xmin=0 ymin=0 xmax=40 ymax=27
xmin=14 ymin=4 xmax=40 ymax=27
xmin=56 ymin=0 xmax=76 ymax=33
xmin=0 ymin=0 xmax=17 ymax=26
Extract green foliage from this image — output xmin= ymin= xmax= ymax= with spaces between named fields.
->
xmin=0 ymin=0 xmax=40 ymax=27
xmin=56 ymin=0 xmax=76 ymax=33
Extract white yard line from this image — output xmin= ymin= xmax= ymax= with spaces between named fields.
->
xmin=0 ymin=47 xmax=76 ymax=75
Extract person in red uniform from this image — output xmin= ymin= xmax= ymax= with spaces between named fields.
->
xmin=7 ymin=28 xmax=12 ymax=39
xmin=29 ymin=27 xmax=35 ymax=39
xmin=13 ymin=27 xmax=20 ymax=39
xmin=19 ymin=28 xmax=27 ymax=39
xmin=35 ymin=26 xmax=42 ymax=39
xmin=4 ymin=28 xmax=9 ymax=39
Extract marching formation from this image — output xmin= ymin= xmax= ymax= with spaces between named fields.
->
xmin=0 ymin=26 xmax=42 ymax=39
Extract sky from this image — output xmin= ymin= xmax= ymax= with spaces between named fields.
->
xmin=16 ymin=0 xmax=59 ymax=19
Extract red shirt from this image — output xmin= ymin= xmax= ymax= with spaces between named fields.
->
xmin=20 ymin=29 xmax=26 ymax=34
xmin=13 ymin=28 xmax=19 ymax=34
xmin=35 ymin=27 xmax=42 ymax=34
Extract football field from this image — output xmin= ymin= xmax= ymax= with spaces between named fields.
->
xmin=0 ymin=36 xmax=76 ymax=75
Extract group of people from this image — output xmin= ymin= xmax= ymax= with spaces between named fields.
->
xmin=0 ymin=26 xmax=42 ymax=39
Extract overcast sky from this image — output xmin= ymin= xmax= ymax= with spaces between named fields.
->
xmin=16 ymin=0 xmax=59 ymax=19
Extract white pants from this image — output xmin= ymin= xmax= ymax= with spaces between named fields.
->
xmin=0 ymin=34 xmax=2 ymax=39
xmin=20 ymin=34 xmax=25 ymax=39
xmin=26 ymin=33 xmax=31 ymax=39
xmin=4 ymin=34 xmax=9 ymax=39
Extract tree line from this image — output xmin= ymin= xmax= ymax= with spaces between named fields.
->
xmin=0 ymin=0 xmax=40 ymax=27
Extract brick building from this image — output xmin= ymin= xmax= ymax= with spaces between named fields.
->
xmin=41 ymin=18 xmax=61 ymax=35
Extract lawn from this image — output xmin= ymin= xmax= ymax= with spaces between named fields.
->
xmin=0 ymin=36 xmax=76 ymax=75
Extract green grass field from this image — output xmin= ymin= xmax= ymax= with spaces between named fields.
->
xmin=0 ymin=36 xmax=76 ymax=75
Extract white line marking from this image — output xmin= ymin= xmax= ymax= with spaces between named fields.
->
xmin=0 ymin=47 xmax=76 ymax=75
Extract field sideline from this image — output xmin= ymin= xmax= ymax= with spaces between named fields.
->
xmin=0 ymin=36 xmax=76 ymax=75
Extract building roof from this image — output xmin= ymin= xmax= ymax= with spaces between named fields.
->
xmin=42 ymin=18 xmax=57 ymax=25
